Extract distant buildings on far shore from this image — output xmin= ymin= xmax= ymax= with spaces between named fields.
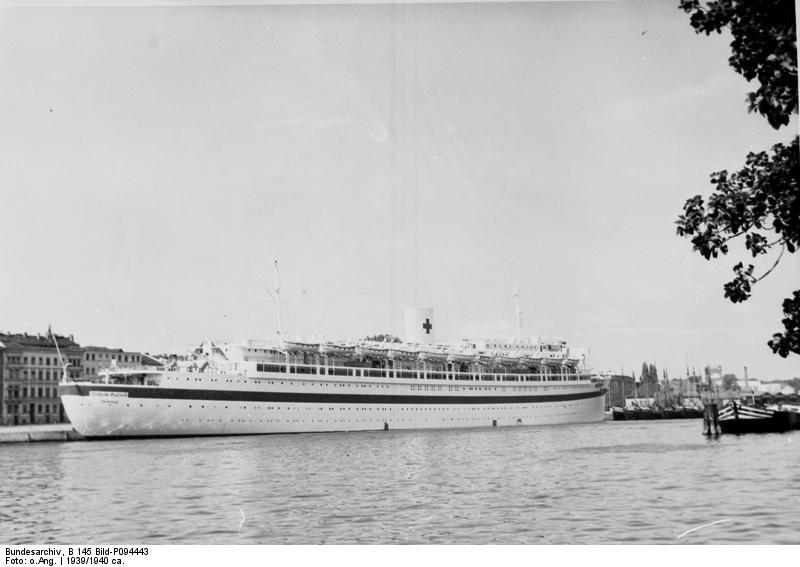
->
xmin=601 ymin=373 xmax=703 ymax=410
xmin=600 ymin=365 xmax=800 ymax=410
xmin=83 ymin=346 xmax=143 ymax=379
xmin=0 ymin=330 xmax=162 ymax=426
xmin=602 ymin=374 xmax=635 ymax=409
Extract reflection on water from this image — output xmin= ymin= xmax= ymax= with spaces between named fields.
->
xmin=1 ymin=420 xmax=798 ymax=544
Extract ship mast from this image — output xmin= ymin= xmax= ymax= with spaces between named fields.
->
xmin=272 ymin=258 xmax=283 ymax=341
xmin=512 ymin=262 xmax=523 ymax=339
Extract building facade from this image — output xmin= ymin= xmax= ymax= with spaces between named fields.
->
xmin=667 ymin=376 xmax=702 ymax=399
xmin=742 ymin=379 xmax=795 ymax=395
xmin=82 ymin=346 xmax=143 ymax=379
xmin=603 ymin=374 xmax=636 ymax=409
xmin=0 ymin=332 xmax=83 ymax=425
xmin=707 ymin=365 xmax=723 ymax=386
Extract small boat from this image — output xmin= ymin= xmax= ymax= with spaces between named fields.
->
xmin=718 ymin=402 xmax=800 ymax=434
xmin=679 ymin=406 xmax=703 ymax=419
xmin=662 ymin=407 xmax=680 ymax=419
xmin=638 ymin=407 xmax=661 ymax=420
xmin=611 ymin=407 xmax=627 ymax=421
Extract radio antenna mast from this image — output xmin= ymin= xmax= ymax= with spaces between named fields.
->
xmin=272 ymin=258 xmax=283 ymax=341
xmin=512 ymin=261 xmax=524 ymax=339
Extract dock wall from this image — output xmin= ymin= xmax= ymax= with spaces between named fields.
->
xmin=0 ymin=424 xmax=84 ymax=444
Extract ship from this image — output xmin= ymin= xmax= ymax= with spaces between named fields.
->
xmin=58 ymin=321 xmax=605 ymax=439
xmin=717 ymin=401 xmax=800 ymax=434
xmin=57 ymin=265 xmax=605 ymax=439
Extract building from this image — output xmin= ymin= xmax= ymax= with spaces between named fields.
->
xmin=741 ymin=379 xmax=795 ymax=395
xmin=0 ymin=332 xmax=83 ymax=425
xmin=82 ymin=346 xmax=143 ymax=379
xmin=667 ymin=376 xmax=702 ymax=399
xmin=601 ymin=374 xmax=636 ymax=409
xmin=706 ymin=365 xmax=723 ymax=386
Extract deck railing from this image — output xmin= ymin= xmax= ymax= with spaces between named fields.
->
xmin=253 ymin=362 xmax=585 ymax=382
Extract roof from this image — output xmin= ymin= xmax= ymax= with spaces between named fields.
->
xmin=84 ymin=345 xmax=138 ymax=354
xmin=0 ymin=332 xmax=80 ymax=349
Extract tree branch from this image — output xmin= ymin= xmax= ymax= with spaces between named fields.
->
xmin=754 ymin=244 xmax=786 ymax=283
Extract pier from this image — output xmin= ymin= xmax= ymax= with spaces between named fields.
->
xmin=0 ymin=424 xmax=84 ymax=444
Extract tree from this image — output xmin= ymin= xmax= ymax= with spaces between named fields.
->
xmin=721 ymin=373 xmax=740 ymax=391
xmin=789 ymin=377 xmax=800 ymax=393
xmin=675 ymin=0 xmax=799 ymax=357
xmin=640 ymin=363 xmax=660 ymax=387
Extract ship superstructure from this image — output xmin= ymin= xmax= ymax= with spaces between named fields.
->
xmin=60 ymin=261 xmax=603 ymax=438
xmin=59 ymin=332 xmax=605 ymax=438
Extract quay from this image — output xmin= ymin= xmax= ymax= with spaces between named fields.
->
xmin=0 ymin=424 xmax=84 ymax=444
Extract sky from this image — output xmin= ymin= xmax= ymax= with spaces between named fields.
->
xmin=0 ymin=1 xmax=798 ymax=381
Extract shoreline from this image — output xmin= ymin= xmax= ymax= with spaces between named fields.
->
xmin=0 ymin=424 xmax=84 ymax=444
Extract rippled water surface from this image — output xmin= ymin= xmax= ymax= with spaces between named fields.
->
xmin=1 ymin=420 xmax=798 ymax=544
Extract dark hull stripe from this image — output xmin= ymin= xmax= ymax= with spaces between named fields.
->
xmin=60 ymin=384 xmax=606 ymax=405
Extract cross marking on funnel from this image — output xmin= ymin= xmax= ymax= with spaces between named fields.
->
xmin=422 ymin=318 xmax=432 ymax=334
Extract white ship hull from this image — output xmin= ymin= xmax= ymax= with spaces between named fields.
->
xmin=61 ymin=370 xmax=605 ymax=438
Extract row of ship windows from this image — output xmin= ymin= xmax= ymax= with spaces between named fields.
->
xmin=175 ymin=414 xmax=579 ymax=425
xmin=254 ymin=363 xmax=575 ymax=382
xmin=166 ymin=376 xmax=563 ymax=393
xmin=170 ymin=377 xmax=393 ymax=389
xmin=419 ymin=385 xmax=553 ymax=392
xmin=98 ymin=403 xmax=580 ymax=412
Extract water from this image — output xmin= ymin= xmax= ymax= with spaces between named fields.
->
xmin=1 ymin=420 xmax=798 ymax=544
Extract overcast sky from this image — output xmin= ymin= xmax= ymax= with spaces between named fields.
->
xmin=1 ymin=1 xmax=797 ymax=380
